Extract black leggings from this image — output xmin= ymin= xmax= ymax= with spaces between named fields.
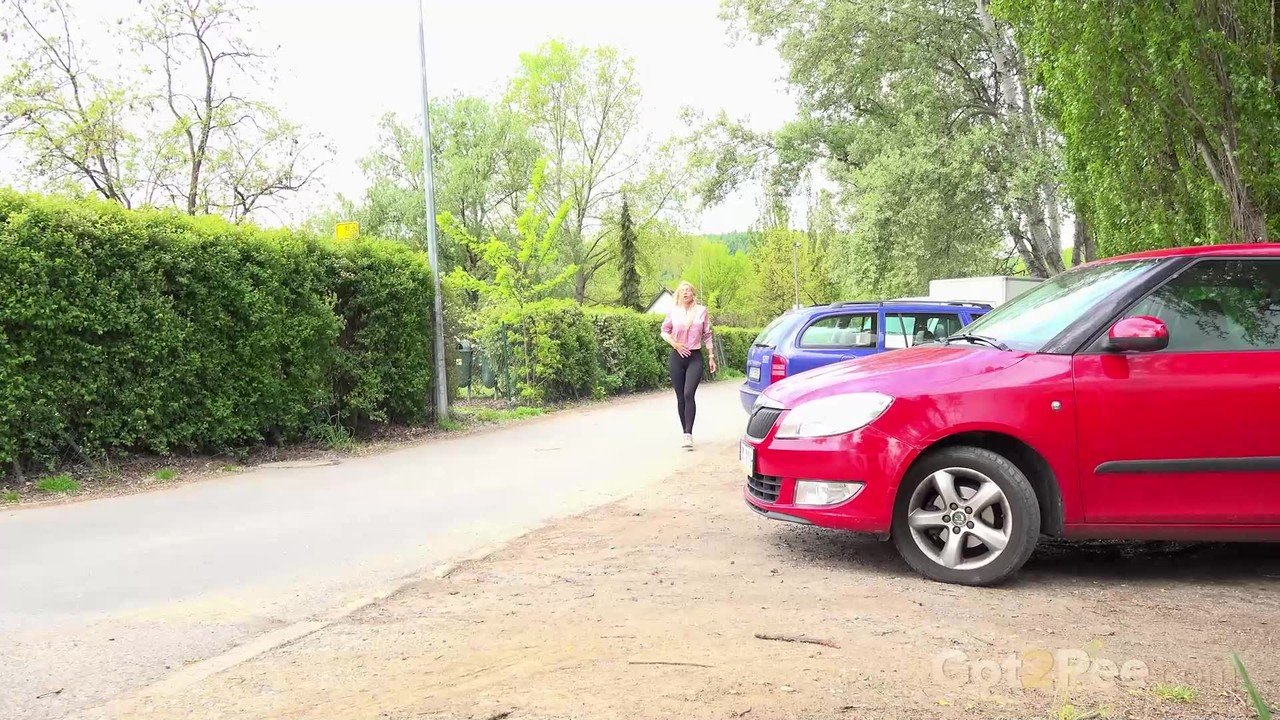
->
xmin=669 ymin=350 xmax=704 ymax=434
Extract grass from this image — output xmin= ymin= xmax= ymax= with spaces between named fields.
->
xmin=1054 ymin=703 xmax=1108 ymax=720
xmin=312 ymin=423 xmax=357 ymax=453
xmin=1234 ymin=654 xmax=1273 ymax=720
xmin=1154 ymin=684 xmax=1197 ymax=703
xmin=152 ymin=468 xmax=178 ymax=482
xmin=467 ymin=406 xmax=545 ymax=424
xmin=35 ymin=473 xmax=80 ymax=494
xmin=2 ymin=490 xmax=18 ymax=504
xmin=438 ymin=418 xmax=465 ymax=432
xmin=219 ymin=464 xmax=244 ymax=473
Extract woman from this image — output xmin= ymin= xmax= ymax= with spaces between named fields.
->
xmin=660 ymin=281 xmax=717 ymax=449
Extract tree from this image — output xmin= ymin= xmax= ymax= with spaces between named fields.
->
xmin=339 ymin=101 xmax=540 ymax=273
xmin=617 ymin=199 xmax=642 ymax=310
xmin=749 ymin=228 xmax=837 ymax=322
xmin=509 ymin=40 xmax=682 ymax=302
xmin=0 ymin=0 xmax=325 ymax=221
xmin=441 ymin=159 xmax=576 ymax=308
xmin=997 ymin=0 xmax=1280 ymax=251
xmin=709 ymin=0 xmax=1072 ymax=279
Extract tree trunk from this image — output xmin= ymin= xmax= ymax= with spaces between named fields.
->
xmin=1071 ymin=214 xmax=1097 ymax=266
xmin=1003 ymin=205 xmax=1049 ymax=277
xmin=1021 ymin=199 xmax=1066 ymax=274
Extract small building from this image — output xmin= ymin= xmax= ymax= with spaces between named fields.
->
xmin=646 ymin=288 xmax=675 ymax=315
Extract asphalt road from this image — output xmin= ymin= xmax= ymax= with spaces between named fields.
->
xmin=0 ymin=381 xmax=744 ymax=720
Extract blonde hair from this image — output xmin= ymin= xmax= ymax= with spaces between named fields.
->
xmin=675 ymin=281 xmax=698 ymax=308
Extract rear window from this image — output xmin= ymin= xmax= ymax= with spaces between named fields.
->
xmin=752 ymin=314 xmax=794 ymax=348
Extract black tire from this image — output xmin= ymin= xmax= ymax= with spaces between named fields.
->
xmin=891 ymin=446 xmax=1040 ymax=586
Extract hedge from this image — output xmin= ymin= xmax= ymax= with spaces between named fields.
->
xmin=0 ymin=191 xmax=436 ymax=471
xmin=475 ymin=300 xmax=760 ymax=403
xmin=479 ymin=299 xmax=602 ymax=404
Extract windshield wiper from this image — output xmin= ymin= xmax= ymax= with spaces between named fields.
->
xmin=944 ymin=333 xmax=1010 ymax=352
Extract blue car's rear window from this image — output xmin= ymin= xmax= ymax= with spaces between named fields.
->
xmin=752 ymin=314 xmax=795 ymax=347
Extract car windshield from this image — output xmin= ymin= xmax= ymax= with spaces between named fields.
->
xmin=953 ymin=260 xmax=1160 ymax=352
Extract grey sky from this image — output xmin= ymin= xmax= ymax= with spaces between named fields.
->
xmin=3 ymin=0 xmax=798 ymax=233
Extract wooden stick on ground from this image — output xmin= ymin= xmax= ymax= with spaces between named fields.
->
xmin=628 ymin=660 xmax=714 ymax=668
xmin=754 ymin=633 xmax=841 ymax=649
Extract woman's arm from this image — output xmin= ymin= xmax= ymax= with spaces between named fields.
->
xmin=703 ymin=307 xmax=717 ymax=372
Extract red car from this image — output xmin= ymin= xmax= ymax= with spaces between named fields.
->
xmin=742 ymin=245 xmax=1280 ymax=585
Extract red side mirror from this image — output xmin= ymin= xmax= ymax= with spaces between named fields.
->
xmin=1105 ymin=315 xmax=1169 ymax=353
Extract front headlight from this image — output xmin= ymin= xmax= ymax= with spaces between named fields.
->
xmin=774 ymin=392 xmax=894 ymax=439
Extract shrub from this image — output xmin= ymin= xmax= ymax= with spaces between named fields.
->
xmin=588 ymin=308 xmax=666 ymax=394
xmin=716 ymin=326 xmax=760 ymax=373
xmin=479 ymin=299 xmax=600 ymax=404
xmin=0 ymin=190 xmax=435 ymax=470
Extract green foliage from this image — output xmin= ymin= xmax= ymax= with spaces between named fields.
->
xmin=588 ymin=308 xmax=667 ymax=395
xmin=442 ymin=159 xmax=576 ymax=308
xmin=1153 ymin=684 xmax=1197 ymax=704
xmin=0 ymin=190 xmax=435 ymax=470
xmin=997 ymin=0 xmax=1280 ymax=250
xmin=716 ymin=327 xmax=760 ymax=374
xmin=1 ymin=490 xmax=18 ymax=504
xmin=462 ymin=406 xmax=545 ymax=424
xmin=717 ymin=0 xmax=1068 ymax=279
xmin=749 ymin=228 xmax=838 ymax=321
xmin=152 ymin=468 xmax=178 ymax=482
xmin=479 ymin=299 xmax=601 ymax=404
xmin=35 ymin=473 xmax=80 ymax=494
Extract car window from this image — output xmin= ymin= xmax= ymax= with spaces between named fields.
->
xmin=799 ymin=313 xmax=877 ymax=348
xmin=1127 ymin=259 xmax=1280 ymax=351
xmin=885 ymin=313 xmax=965 ymax=349
xmin=752 ymin=313 xmax=793 ymax=348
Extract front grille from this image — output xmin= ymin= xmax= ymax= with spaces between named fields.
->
xmin=746 ymin=407 xmax=784 ymax=439
xmin=747 ymin=473 xmax=782 ymax=503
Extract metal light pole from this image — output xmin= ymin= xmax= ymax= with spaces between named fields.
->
xmin=792 ymin=240 xmax=801 ymax=310
xmin=416 ymin=0 xmax=449 ymax=422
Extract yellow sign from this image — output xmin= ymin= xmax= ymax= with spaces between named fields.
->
xmin=335 ymin=221 xmax=360 ymax=241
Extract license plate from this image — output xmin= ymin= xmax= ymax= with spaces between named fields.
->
xmin=748 ymin=366 xmax=761 ymax=381
xmin=740 ymin=442 xmax=755 ymax=475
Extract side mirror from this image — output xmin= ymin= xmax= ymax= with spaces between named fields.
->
xmin=1105 ymin=315 xmax=1169 ymax=353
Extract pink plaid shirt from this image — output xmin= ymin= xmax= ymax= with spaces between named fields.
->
xmin=661 ymin=304 xmax=713 ymax=350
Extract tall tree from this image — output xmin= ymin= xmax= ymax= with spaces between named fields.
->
xmin=707 ymin=0 xmax=1070 ymax=283
xmin=341 ymin=101 xmax=540 ymax=274
xmin=0 ymin=0 xmax=325 ymax=221
xmin=997 ymin=0 xmax=1280 ymax=250
xmin=616 ymin=198 xmax=642 ymax=310
xmin=509 ymin=40 xmax=681 ymax=302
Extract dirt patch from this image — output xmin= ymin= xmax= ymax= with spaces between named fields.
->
xmin=118 ymin=445 xmax=1280 ymax=720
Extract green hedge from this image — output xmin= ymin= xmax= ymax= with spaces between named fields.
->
xmin=716 ymin=326 xmax=759 ymax=373
xmin=588 ymin=308 xmax=666 ymax=395
xmin=480 ymin=299 xmax=601 ymax=404
xmin=0 ymin=191 xmax=435 ymax=470
xmin=475 ymin=301 xmax=760 ymax=403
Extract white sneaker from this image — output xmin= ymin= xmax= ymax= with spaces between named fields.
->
xmin=682 ymin=433 xmax=693 ymax=450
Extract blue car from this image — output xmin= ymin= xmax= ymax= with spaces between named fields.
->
xmin=738 ymin=300 xmax=991 ymax=412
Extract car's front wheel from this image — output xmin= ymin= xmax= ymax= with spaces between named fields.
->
xmin=891 ymin=446 xmax=1040 ymax=586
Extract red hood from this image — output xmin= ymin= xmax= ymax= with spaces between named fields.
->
xmin=761 ymin=345 xmax=1028 ymax=408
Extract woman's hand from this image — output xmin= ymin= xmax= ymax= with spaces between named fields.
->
xmin=672 ymin=341 xmax=691 ymax=358
xmin=708 ymin=356 xmax=718 ymax=374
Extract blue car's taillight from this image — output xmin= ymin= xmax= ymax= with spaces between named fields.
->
xmin=770 ymin=354 xmax=788 ymax=384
